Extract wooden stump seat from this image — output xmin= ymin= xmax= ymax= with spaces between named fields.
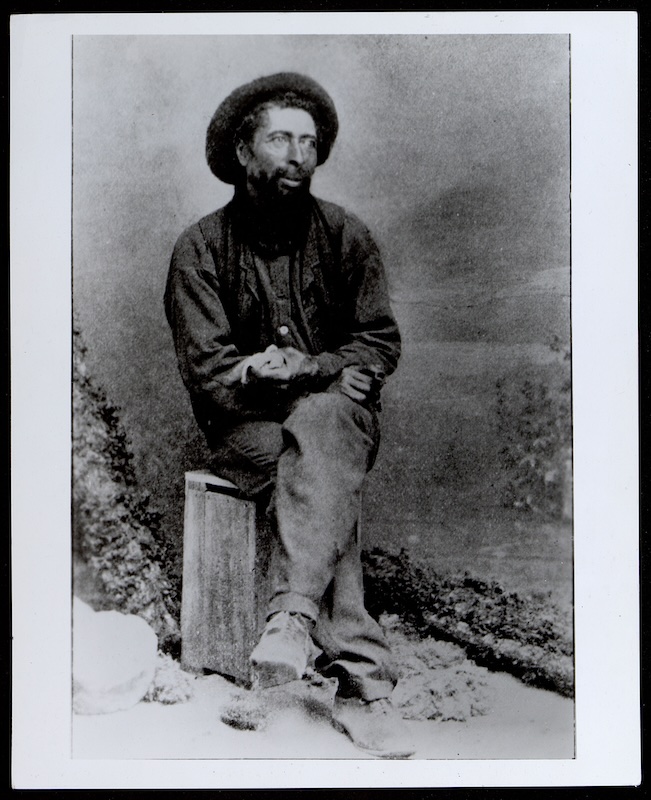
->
xmin=180 ymin=471 xmax=272 ymax=684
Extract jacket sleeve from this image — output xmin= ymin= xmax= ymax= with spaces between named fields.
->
xmin=313 ymin=212 xmax=401 ymax=380
xmin=164 ymin=223 xmax=272 ymax=422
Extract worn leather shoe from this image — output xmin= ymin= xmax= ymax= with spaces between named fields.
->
xmin=332 ymin=696 xmax=416 ymax=759
xmin=250 ymin=611 xmax=316 ymax=689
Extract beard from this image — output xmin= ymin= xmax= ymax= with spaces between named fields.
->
xmin=237 ymin=169 xmax=313 ymax=256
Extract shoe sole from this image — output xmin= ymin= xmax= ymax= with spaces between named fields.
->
xmin=332 ymin=719 xmax=416 ymax=760
xmin=251 ymin=660 xmax=302 ymax=689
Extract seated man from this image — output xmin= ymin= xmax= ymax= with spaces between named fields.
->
xmin=165 ymin=72 xmax=414 ymax=759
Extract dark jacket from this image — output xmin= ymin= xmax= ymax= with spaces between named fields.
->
xmin=164 ymin=194 xmax=401 ymax=438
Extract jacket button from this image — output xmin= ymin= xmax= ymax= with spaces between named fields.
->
xmin=278 ymin=325 xmax=289 ymax=336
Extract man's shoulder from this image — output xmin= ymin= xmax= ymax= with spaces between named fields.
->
xmin=312 ymin=196 xmax=370 ymax=238
xmin=312 ymin=196 xmax=346 ymax=224
xmin=169 ymin=206 xmax=227 ymax=274
xmin=172 ymin=205 xmax=230 ymax=251
xmin=195 ymin=204 xmax=230 ymax=241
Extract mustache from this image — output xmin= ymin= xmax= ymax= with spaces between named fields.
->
xmin=277 ymin=168 xmax=311 ymax=181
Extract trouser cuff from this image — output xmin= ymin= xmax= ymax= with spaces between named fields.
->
xmin=335 ymin=679 xmax=395 ymax=703
xmin=320 ymin=660 xmax=397 ymax=702
xmin=268 ymin=591 xmax=319 ymax=624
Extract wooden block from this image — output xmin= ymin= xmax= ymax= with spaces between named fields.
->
xmin=181 ymin=471 xmax=271 ymax=684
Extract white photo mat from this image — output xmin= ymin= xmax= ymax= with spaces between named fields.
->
xmin=10 ymin=10 xmax=639 ymax=789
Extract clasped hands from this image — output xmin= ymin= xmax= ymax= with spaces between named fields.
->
xmin=241 ymin=345 xmax=318 ymax=384
xmin=241 ymin=345 xmax=384 ymax=408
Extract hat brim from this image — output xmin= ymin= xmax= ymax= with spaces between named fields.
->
xmin=206 ymin=72 xmax=338 ymax=185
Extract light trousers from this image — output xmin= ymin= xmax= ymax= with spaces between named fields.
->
xmin=210 ymin=390 xmax=396 ymax=701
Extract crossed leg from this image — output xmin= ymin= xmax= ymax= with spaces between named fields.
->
xmin=210 ymin=390 xmax=396 ymax=700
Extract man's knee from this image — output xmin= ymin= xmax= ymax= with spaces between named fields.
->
xmin=225 ymin=421 xmax=284 ymax=467
xmin=210 ymin=421 xmax=284 ymax=494
xmin=284 ymin=391 xmax=380 ymax=463
xmin=292 ymin=391 xmax=376 ymax=430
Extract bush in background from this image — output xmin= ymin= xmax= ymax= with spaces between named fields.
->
xmin=362 ymin=548 xmax=574 ymax=697
xmin=495 ymin=340 xmax=572 ymax=518
xmin=73 ymin=326 xmax=180 ymax=652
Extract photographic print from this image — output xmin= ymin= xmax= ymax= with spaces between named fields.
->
xmin=11 ymin=11 xmax=639 ymax=790
xmin=70 ymin=32 xmax=573 ymax=760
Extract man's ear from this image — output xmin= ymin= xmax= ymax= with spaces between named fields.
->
xmin=236 ymin=140 xmax=250 ymax=167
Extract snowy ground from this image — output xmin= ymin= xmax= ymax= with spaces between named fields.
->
xmin=72 ymin=636 xmax=574 ymax=762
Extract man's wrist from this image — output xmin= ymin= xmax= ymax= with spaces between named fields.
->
xmin=299 ymin=355 xmax=320 ymax=378
xmin=312 ymin=352 xmax=347 ymax=380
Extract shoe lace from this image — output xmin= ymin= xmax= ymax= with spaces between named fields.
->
xmin=369 ymin=698 xmax=394 ymax=717
xmin=266 ymin=611 xmax=309 ymax=641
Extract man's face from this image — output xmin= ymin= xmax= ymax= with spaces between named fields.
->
xmin=236 ymin=105 xmax=318 ymax=199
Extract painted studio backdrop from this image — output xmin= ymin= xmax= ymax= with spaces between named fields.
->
xmin=72 ymin=35 xmax=571 ymax=606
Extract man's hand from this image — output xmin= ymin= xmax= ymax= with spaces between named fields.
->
xmin=336 ymin=364 xmax=385 ymax=408
xmin=240 ymin=345 xmax=285 ymax=384
xmin=242 ymin=345 xmax=318 ymax=384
